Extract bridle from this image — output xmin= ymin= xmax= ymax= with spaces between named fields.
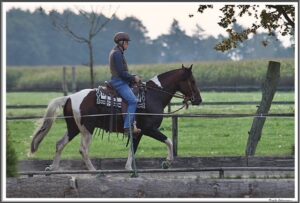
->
xmin=138 ymin=79 xmax=196 ymax=112
xmin=184 ymin=79 xmax=196 ymax=103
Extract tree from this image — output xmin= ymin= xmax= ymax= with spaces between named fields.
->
xmin=49 ymin=7 xmax=117 ymax=88
xmin=197 ymin=5 xmax=295 ymax=52
xmin=115 ymin=16 xmax=153 ymax=64
xmin=6 ymin=8 xmax=293 ymax=66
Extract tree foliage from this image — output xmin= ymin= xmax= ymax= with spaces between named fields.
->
xmin=6 ymin=8 xmax=294 ymax=67
xmin=6 ymin=126 xmax=18 ymax=177
xmin=197 ymin=5 xmax=295 ymax=51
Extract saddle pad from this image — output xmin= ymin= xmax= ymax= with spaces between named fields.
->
xmin=96 ymin=86 xmax=146 ymax=109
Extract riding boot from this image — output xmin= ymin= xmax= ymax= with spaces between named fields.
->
xmin=124 ymin=125 xmax=141 ymax=137
xmin=133 ymin=121 xmax=141 ymax=134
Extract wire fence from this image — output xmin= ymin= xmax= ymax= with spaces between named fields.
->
xmin=6 ymin=112 xmax=295 ymax=121
xmin=6 ymin=101 xmax=294 ymax=109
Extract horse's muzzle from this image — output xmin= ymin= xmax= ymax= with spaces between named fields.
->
xmin=191 ymin=96 xmax=202 ymax=105
xmin=190 ymin=97 xmax=202 ymax=105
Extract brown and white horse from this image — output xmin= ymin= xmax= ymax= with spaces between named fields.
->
xmin=30 ymin=64 xmax=202 ymax=171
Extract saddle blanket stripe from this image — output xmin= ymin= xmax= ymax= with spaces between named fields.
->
xmin=96 ymin=86 xmax=146 ymax=109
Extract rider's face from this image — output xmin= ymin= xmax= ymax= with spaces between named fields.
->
xmin=123 ymin=41 xmax=129 ymax=50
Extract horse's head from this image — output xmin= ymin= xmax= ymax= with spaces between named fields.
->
xmin=178 ymin=64 xmax=202 ymax=105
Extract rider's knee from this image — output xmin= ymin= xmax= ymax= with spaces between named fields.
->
xmin=127 ymin=97 xmax=138 ymax=106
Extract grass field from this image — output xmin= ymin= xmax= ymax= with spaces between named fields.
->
xmin=6 ymin=91 xmax=295 ymax=161
xmin=7 ymin=59 xmax=294 ymax=91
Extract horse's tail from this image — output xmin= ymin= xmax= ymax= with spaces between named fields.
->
xmin=31 ymin=96 xmax=69 ymax=153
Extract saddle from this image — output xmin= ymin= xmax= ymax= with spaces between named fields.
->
xmin=96 ymin=81 xmax=146 ymax=133
xmin=103 ymin=81 xmax=120 ymax=98
xmin=96 ymin=81 xmax=146 ymax=109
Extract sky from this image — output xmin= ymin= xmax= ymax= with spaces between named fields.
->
xmin=3 ymin=2 xmax=295 ymax=46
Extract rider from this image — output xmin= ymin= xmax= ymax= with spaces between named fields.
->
xmin=109 ymin=32 xmax=141 ymax=136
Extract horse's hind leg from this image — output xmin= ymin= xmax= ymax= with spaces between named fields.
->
xmin=45 ymin=132 xmax=69 ymax=171
xmin=46 ymin=104 xmax=80 ymax=171
xmin=46 ymin=130 xmax=79 ymax=171
xmin=79 ymin=127 xmax=96 ymax=171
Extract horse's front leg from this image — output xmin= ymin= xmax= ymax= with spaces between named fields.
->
xmin=164 ymin=138 xmax=174 ymax=162
xmin=142 ymin=128 xmax=174 ymax=169
xmin=125 ymin=134 xmax=143 ymax=170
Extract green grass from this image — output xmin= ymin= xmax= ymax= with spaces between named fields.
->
xmin=7 ymin=117 xmax=294 ymax=160
xmin=5 ymin=91 xmax=295 ymax=160
xmin=6 ymin=92 xmax=64 ymax=105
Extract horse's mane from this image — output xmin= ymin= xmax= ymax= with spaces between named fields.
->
xmin=145 ymin=67 xmax=191 ymax=88
xmin=156 ymin=69 xmax=179 ymax=80
xmin=157 ymin=67 xmax=192 ymax=82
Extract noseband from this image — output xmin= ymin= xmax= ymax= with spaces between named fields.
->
xmin=184 ymin=80 xmax=196 ymax=102
xmin=178 ymin=79 xmax=196 ymax=109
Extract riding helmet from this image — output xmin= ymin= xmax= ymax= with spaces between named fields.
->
xmin=114 ymin=32 xmax=131 ymax=43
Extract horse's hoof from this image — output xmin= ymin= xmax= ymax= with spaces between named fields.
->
xmin=130 ymin=172 xmax=139 ymax=178
xmin=96 ymin=172 xmax=106 ymax=178
xmin=161 ymin=160 xmax=171 ymax=169
xmin=87 ymin=165 xmax=96 ymax=171
xmin=45 ymin=164 xmax=58 ymax=171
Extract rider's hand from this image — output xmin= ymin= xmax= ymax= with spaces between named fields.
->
xmin=134 ymin=75 xmax=141 ymax=83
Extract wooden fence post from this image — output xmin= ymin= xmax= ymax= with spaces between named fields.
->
xmin=245 ymin=61 xmax=280 ymax=156
xmin=72 ymin=66 xmax=77 ymax=93
xmin=168 ymin=103 xmax=171 ymax=113
xmin=62 ymin=66 xmax=68 ymax=96
xmin=172 ymin=116 xmax=178 ymax=157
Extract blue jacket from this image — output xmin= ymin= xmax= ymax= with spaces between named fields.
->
xmin=109 ymin=46 xmax=135 ymax=84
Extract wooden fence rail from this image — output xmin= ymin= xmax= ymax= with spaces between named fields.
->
xmin=19 ymin=166 xmax=294 ymax=178
xmin=7 ymin=175 xmax=295 ymax=198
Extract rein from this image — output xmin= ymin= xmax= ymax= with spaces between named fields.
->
xmin=146 ymin=85 xmax=185 ymax=99
xmin=138 ymin=83 xmax=190 ymax=113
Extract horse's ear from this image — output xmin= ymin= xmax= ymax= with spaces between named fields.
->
xmin=182 ymin=64 xmax=184 ymax=69
xmin=189 ymin=64 xmax=193 ymax=70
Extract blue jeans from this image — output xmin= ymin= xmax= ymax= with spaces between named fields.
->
xmin=110 ymin=79 xmax=138 ymax=129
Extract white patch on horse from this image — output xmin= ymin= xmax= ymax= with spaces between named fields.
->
xmin=165 ymin=138 xmax=174 ymax=161
xmin=150 ymin=75 xmax=163 ymax=88
xmin=125 ymin=147 xmax=133 ymax=170
xmin=69 ymin=89 xmax=93 ymax=124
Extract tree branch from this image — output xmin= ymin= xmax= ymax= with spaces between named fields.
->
xmin=277 ymin=6 xmax=294 ymax=28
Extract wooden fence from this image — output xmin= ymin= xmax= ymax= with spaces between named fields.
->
xmin=9 ymin=157 xmax=296 ymax=198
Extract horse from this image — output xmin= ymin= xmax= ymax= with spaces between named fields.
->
xmin=30 ymin=64 xmax=202 ymax=171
